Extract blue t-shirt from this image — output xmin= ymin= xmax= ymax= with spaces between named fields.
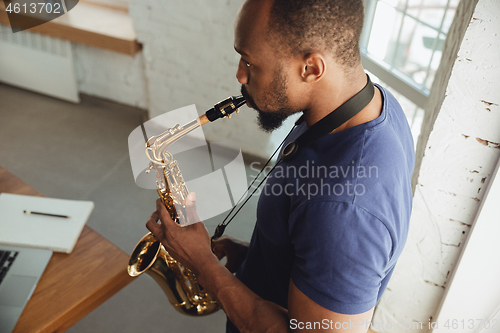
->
xmin=227 ymin=85 xmax=414 ymax=331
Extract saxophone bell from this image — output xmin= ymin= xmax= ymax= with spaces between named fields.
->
xmin=128 ymin=232 xmax=219 ymax=316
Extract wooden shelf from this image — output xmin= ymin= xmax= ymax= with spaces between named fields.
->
xmin=0 ymin=1 xmax=141 ymax=55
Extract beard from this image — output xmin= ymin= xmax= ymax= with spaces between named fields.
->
xmin=241 ymin=66 xmax=299 ymax=133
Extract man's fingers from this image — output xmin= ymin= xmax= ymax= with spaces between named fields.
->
xmin=211 ymin=244 xmax=227 ymax=260
xmin=156 ymin=198 xmax=166 ymax=215
xmin=211 ymin=236 xmax=231 ymax=260
xmin=145 ymin=219 xmax=159 ymax=234
xmin=185 ymin=192 xmax=202 ymax=225
xmin=157 ymin=194 xmax=202 ymax=227
xmin=146 ymin=210 xmax=162 ymax=235
xmin=156 ymin=198 xmax=177 ymax=226
xmin=156 ymin=198 xmax=163 ymax=210
xmin=212 ymin=235 xmax=229 ymax=243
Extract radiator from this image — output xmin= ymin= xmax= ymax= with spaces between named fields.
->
xmin=0 ymin=24 xmax=79 ymax=103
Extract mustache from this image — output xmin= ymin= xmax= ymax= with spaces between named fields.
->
xmin=240 ymin=85 xmax=258 ymax=110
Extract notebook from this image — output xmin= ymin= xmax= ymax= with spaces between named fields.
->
xmin=0 ymin=193 xmax=94 ymax=253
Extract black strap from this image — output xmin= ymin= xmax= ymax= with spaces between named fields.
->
xmin=212 ymin=74 xmax=375 ymax=240
xmin=281 ymin=74 xmax=374 ymax=161
xmin=211 ymin=124 xmax=298 ymax=241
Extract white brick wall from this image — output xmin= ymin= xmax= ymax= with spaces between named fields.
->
xmin=127 ymin=0 xmax=277 ymax=159
xmin=73 ymin=43 xmax=148 ymax=109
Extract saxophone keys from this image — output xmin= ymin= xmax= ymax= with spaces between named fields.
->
xmin=145 ymin=163 xmax=155 ymax=174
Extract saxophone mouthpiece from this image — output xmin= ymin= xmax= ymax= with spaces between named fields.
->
xmin=232 ymin=95 xmax=246 ymax=109
xmin=204 ymin=95 xmax=246 ymax=122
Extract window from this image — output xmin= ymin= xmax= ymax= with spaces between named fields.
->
xmin=361 ymin=0 xmax=460 ymax=143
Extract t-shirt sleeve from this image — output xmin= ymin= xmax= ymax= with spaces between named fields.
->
xmin=289 ymin=201 xmax=393 ymax=314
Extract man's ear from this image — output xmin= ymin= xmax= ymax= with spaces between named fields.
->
xmin=301 ymin=53 xmax=326 ymax=83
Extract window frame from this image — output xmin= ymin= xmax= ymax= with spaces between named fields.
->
xmin=361 ymin=0 xmax=458 ymax=109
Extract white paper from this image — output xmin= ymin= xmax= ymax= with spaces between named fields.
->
xmin=0 ymin=193 xmax=94 ymax=253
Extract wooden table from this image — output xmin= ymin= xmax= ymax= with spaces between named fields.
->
xmin=0 ymin=166 xmax=134 ymax=333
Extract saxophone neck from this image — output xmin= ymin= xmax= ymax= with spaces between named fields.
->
xmin=145 ymin=95 xmax=246 ymax=166
xmin=146 ymin=118 xmax=201 ymax=165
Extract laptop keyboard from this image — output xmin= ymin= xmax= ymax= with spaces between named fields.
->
xmin=0 ymin=250 xmax=19 ymax=286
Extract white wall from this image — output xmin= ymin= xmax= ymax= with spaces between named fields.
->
xmin=372 ymin=0 xmax=500 ymax=331
xmin=73 ymin=43 xmax=149 ymax=109
xmin=126 ymin=0 xmax=279 ymax=159
xmin=71 ymin=1 xmax=292 ymax=159
xmin=434 ymin=158 xmax=500 ymax=333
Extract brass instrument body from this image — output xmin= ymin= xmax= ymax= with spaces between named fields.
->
xmin=127 ymin=96 xmax=245 ymax=316
xmin=128 ymin=232 xmax=219 ymax=316
xmin=128 ymin=143 xmax=219 ymax=316
xmin=156 ymin=153 xmax=187 ymax=224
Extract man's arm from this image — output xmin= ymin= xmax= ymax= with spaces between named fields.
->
xmin=194 ymin=252 xmax=291 ymax=332
xmin=194 ymin=254 xmax=373 ymax=333
xmin=146 ymin=194 xmax=373 ymax=332
xmin=288 ymin=280 xmax=373 ymax=333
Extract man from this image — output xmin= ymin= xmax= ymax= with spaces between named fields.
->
xmin=146 ymin=0 xmax=414 ymax=332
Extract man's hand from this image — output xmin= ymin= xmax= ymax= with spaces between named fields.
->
xmin=144 ymin=193 xmax=372 ymax=333
xmin=145 ymin=192 xmax=219 ymax=275
xmin=212 ymin=236 xmax=250 ymax=273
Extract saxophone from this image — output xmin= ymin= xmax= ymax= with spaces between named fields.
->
xmin=127 ymin=95 xmax=245 ymax=316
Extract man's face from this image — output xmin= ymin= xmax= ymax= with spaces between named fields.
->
xmin=241 ymin=64 xmax=296 ymax=132
xmin=234 ymin=0 xmax=302 ymax=132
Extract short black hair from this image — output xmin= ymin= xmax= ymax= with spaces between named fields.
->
xmin=268 ymin=0 xmax=364 ymax=68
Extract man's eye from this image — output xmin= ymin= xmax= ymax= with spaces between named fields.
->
xmin=241 ymin=58 xmax=251 ymax=67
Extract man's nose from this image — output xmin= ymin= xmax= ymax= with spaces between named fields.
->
xmin=236 ymin=62 xmax=248 ymax=85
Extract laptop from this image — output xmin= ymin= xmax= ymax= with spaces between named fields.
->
xmin=0 ymin=245 xmax=52 ymax=333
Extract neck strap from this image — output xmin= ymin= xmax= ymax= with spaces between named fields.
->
xmin=281 ymin=74 xmax=374 ymax=161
